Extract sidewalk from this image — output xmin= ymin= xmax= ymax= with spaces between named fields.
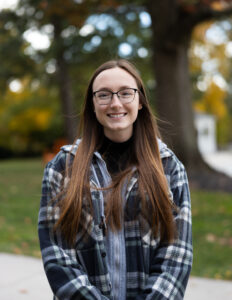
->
xmin=1 ymin=253 xmax=232 ymax=300
xmin=0 ymin=253 xmax=52 ymax=299
xmin=203 ymin=150 xmax=232 ymax=177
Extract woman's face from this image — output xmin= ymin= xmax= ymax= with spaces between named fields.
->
xmin=92 ymin=67 xmax=142 ymax=142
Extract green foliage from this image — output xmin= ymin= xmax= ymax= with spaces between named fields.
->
xmin=0 ymin=80 xmax=63 ymax=157
xmin=0 ymin=10 xmax=35 ymax=91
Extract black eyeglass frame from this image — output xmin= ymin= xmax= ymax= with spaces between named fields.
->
xmin=93 ymin=88 xmax=138 ymax=105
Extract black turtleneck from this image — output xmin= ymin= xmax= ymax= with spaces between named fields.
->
xmin=98 ymin=135 xmax=133 ymax=175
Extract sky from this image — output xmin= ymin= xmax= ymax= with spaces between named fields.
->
xmin=0 ymin=0 xmax=18 ymax=10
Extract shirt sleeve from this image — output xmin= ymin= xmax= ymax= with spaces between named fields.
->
xmin=135 ymin=156 xmax=193 ymax=300
xmin=38 ymin=157 xmax=110 ymax=300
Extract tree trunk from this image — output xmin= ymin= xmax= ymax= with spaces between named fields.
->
xmin=53 ymin=18 xmax=77 ymax=144
xmin=153 ymin=42 xmax=202 ymax=168
xmin=147 ymin=0 xmax=203 ymax=169
xmin=147 ymin=0 xmax=232 ymax=192
xmin=56 ymin=54 xmax=77 ymax=143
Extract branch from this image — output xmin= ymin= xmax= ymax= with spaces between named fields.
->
xmin=187 ymin=5 xmax=232 ymax=28
xmin=167 ymin=5 xmax=232 ymax=46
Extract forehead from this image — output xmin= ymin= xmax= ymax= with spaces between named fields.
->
xmin=92 ymin=67 xmax=137 ymax=90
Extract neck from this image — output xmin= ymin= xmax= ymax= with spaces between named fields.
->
xmin=104 ymin=130 xmax=133 ymax=143
xmin=103 ymin=134 xmax=133 ymax=145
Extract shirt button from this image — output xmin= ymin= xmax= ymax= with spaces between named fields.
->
xmin=101 ymin=252 xmax=106 ymax=258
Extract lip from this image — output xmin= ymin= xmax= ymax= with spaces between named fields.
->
xmin=107 ymin=113 xmax=127 ymax=118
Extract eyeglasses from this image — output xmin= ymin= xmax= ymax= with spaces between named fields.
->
xmin=93 ymin=88 xmax=138 ymax=105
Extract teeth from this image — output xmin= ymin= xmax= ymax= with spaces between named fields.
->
xmin=108 ymin=113 xmax=125 ymax=118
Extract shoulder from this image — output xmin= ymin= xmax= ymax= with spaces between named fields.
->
xmin=158 ymin=139 xmax=188 ymax=190
xmin=42 ymin=140 xmax=81 ymax=186
xmin=45 ymin=139 xmax=81 ymax=173
xmin=158 ymin=140 xmax=190 ymax=209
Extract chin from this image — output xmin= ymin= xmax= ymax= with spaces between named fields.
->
xmin=110 ymin=126 xmax=127 ymax=132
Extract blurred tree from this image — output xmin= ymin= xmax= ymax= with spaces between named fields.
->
xmin=14 ymin=0 xmax=90 ymax=143
xmin=0 ymin=1 xmax=154 ymax=156
xmin=1 ymin=0 xmax=153 ymax=147
xmin=15 ymin=0 xmax=125 ymax=143
xmin=195 ymin=81 xmax=227 ymax=119
xmin=145 ymin=0 xmax=232 ymax=191
xmin=189 ymin=20 xmax=232 ymax=147
xmin=0 ymin=78 xmax=62 ymax=156
xmin=0 ymin=10 xmax=35 ymax=91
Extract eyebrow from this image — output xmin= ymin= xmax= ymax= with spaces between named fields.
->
xmin=94 ymin=85 xmax=136 ymax=91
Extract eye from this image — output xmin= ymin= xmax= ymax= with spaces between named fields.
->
xmin=97 ymin=91 xmax=111 ymax=99
xmin=119 ymin=89 xmax=134 ymax=97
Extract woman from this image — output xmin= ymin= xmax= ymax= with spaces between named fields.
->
xmin=38 ymin=59 xmax=192 ymax=300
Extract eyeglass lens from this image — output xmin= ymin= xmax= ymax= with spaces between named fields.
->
xmin=94 ymin=88 xmax=136 ymax=104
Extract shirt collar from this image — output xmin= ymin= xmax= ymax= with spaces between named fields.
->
xmin=61 ymin=138 xmax=172 ymax=159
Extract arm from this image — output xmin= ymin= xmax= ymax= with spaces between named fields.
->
xmin=38 ymin=156 xmax=110 ymax=300
xmin=136 ymin=157 xmax=193 ymax=300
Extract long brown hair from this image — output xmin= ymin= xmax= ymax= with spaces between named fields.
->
xmin=55 ymin=59 xmax=176 ymax=245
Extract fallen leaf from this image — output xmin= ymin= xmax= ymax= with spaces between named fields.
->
xmin=205 ymin=233 xmax=216 ymax=243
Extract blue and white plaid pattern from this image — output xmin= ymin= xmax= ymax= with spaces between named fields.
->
xmin=38 ymin=140 xmax=192 ymax=299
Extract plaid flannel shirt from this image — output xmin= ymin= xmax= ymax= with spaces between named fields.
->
xmin=38 ymin=139 xmax=192 ymax=300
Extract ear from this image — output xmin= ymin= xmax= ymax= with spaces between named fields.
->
xmin=138 ymin=103 xmax=142 ymax=110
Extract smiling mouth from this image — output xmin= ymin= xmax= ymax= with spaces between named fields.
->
xmin=107 ymin=113 xmax=127 ymax=118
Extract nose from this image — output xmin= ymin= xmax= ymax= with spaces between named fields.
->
xmin=110 ymin=93 xmax=122 ymax=108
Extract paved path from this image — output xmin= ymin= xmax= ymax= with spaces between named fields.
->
xmin=1 ymin=253 xmax=232 ymax=300
xmin=0 ymin=253 xmax=52 ymax=299
xmin=203 ymin=150 xmax=232 ymax=177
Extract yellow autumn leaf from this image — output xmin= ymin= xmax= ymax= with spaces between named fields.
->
xmin=194 ymin=82 xmax=227 ymax=119
xmin=35 ymin=110 xmax=52 ymax=130
xmin=192 ymin=21 xmax=213 ymax=42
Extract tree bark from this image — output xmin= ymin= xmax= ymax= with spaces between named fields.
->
xmin=153 ymin=43 xmax=202 ymax=167
xmin=56 ymin=54 xmax=77 ymax=144
xmin=53 ymin=18 xmax=77 ymax=144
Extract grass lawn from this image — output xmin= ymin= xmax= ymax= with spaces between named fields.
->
xmin=0 ymin=158 xmax=44 ymax=257
xmin=191 ymin=190 xmax=232 ymax=280
xmin=0 ymin=158 xmax=232 ymax=280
